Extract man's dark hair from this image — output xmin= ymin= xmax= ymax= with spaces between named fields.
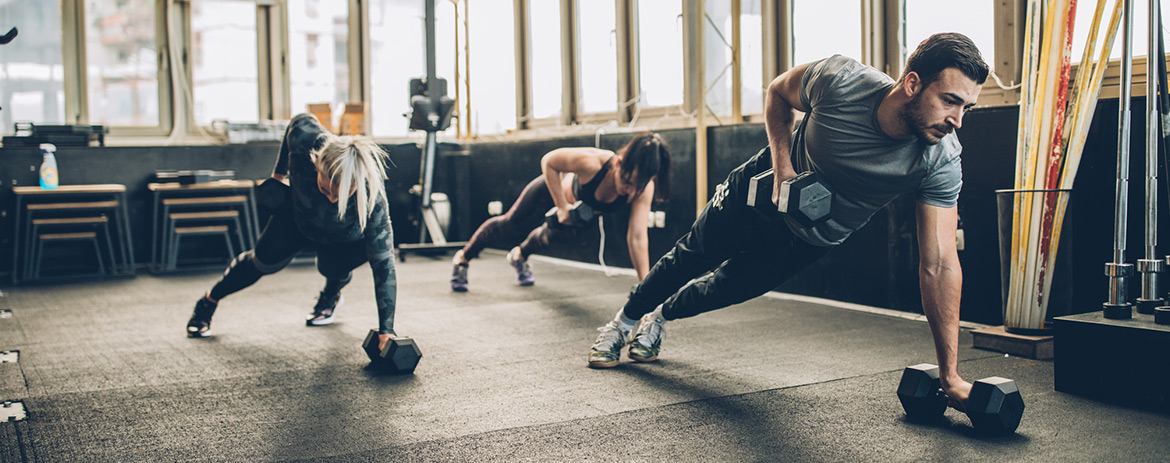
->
xmin=902 ymin=32 xmax=989 ymax=87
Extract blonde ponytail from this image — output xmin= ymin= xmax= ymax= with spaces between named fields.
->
xmin=312 ymin=135 xmax=390 ymax=231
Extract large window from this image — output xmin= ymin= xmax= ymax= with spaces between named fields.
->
xmin=740 ymin=0 xmax=763 ymax=116
xmin=369 ymin=0 xmax=456 ymax=137
xmin=703 ymin=0 xmax=733 ymax=118
xmin=637 ymin=0 xmax=684 ymax=108
xmin=904 ymin=0 xmax=995 ymax=71
xmin=467 ymin=0 xmax=517 ymax=135
xmin=792 ymin=0 xmax=861 ymax=66
xmin=287 ymin=0 xmax=349 ymax=121
xmin=191 ymin=0 xmax=258 ymax=125
xmin=529 ymin=0 xmax=563 ymax=120
xmin=85 ymin=0 xmax=161 ymax=128
xmin=577 ymin=1 xmax=618 ymax=115
xmin=1 ymin=0 xmax=65 ymax=135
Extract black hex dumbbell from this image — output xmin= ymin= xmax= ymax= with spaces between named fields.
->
xmin=361 ymin=329 xmax=422 ymax=375
xmin=896 ymin=363 xmax=1025 ymax=434
xmin=545 ymin=201 xmax=595 ymax=228
xmin=745 ymin=168 xmax=833 ymax=228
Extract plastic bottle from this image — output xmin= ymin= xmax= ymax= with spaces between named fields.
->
xmin=39 ymin=143 xmax=58 ymax=190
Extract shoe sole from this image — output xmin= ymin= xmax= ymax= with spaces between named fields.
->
xmin=518 ymin=281 xmax=534 ymax=287
xmin=587 ymin=359 xmax=619 ymax=368
xmin=451 ymin=284 xmax=468 ymax=292
xmin=187 ymin=328 xmax=211 ymax=338
xmin=628 ymin=352 xmax=658 ymax=362
xmin=306 ymin=316 xmax=334 ymax=326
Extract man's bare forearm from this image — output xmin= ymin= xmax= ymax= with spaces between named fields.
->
xmin=919 ymin=263 xmax=963 ymax=386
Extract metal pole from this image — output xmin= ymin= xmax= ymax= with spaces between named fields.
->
xmin=1138 ymin=0 xmax=1166 ymax=314
xmin=419 ymin=0 xmax=438 ymax=243
xmin=1105 ymin=0 xmax=1136 ymax=319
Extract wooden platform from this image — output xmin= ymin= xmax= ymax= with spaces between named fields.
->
xmin=971 ymin=325 xmax=1054 ymax=360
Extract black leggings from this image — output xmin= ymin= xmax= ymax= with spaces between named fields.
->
xmin=621 ymin=164 xmax=830 ymax=322
xmin=208 ymin=208 xmax=373 ymax=320
xmin=461 ymin=176 xmax=585 ymax=260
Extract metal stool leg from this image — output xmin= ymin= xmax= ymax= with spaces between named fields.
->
xmin=101 ymin=221 xmax=117 ymax=275
xmin=92 ymin=237 xmax=106 ymax=275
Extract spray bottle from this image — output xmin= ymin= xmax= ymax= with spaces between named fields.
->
xmin=39 ymin=143 xmax=58 ymax=190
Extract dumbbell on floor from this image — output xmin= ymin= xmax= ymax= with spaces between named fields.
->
xmin=545 ymin=201 xmax=594 ymax=228
xmin=745 ymin=168 xmax=833 ymax=228
xmin=361 ymin=329 xmax=423 ymax=374
xmin=896 ymin=363 xmax=1025 ymax=434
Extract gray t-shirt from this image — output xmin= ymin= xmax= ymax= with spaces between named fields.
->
xmin=788 ymin=55 xmax=963 ymax=246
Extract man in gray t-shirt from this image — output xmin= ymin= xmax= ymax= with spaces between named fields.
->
xmin=588 ymin=33 xmax=987 ymax=412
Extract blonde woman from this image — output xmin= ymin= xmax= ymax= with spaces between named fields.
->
xmin=186 ymin=114 xmax=401 ymax=353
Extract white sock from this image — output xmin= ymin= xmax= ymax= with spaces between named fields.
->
xmin=651 ymin=305 xmax=664 ymax=319
xmin=614 ymin=310 xmax=637 ymax=331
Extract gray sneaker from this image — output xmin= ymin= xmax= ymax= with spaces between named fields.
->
xmin=587 ymin=321 xmax=629 ymax=368
xmin=628 ymin=313 xmax=665 ymax=362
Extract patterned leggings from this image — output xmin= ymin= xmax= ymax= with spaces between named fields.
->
xmin=460 ymin=176 xmax=586 ymax=260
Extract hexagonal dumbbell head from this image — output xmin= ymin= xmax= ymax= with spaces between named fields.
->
xmin=361 ymin=329 xmax=423 ymax=375
xmin=378 ymin=336 xmax=422 ymax=375
xmin=778 ymin=171 xmax=833 ymax=228
xmin=967 ymin=376 xmax=1024 ymax=434
xmin=361 ymin=329 xmax=382 ymax=364
xmin=793 ymin=180 xmax=832 ymax=224
xmin=897 ymin=364 xmax=947 ymax=419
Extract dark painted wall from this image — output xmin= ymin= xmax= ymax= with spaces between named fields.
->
xmin=3 ymin=97 xmax=1164 ymax=325
xmin=0 ymin=142 xmax=447 ymax=273
xmin=463 ymin=129 xmax=697 ymax=267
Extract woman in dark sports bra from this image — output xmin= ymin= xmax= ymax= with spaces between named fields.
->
xmin=450 ymin=132 xmax=672 ymax=291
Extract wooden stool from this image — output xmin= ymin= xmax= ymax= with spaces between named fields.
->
xmin=149 ymin=180 xmax=258 ymax=273
xmin=167 ymin=225 xmax=236 ymax=271
xmin=31 ymin=231 xmax=104 ymax=279
xmin=24 ymin=215 xmax=114 ymax=280
xmin=12 ymin=184 xmax=134 ymax=284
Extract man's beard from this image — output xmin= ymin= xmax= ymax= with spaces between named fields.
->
xmin=900 ymin=94 xmax=952 ymax=145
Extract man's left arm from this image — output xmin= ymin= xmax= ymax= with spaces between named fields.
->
xmin=915 ymin=201 xmax=972 ymax=409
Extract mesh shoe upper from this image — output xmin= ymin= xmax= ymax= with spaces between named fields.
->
xmin=307 ymin=291 xmax=342 ymax=326
xmin=187 ymin=297 xmax=218 ymax=337
xmin=587 ymin=321 xmax=629 ymax=368
xmin=451 ymin=263 xmax=469 ymax=292
xmin=507 ymin=249 xmax=535 ymax=286
xmin=628 ymin=313 xmax=665 ymax=362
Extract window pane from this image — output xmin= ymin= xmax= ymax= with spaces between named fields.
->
xmin=530 ymin=0 xmax=562 ymax=120
xmin=704 ymin=0 xmax=733 ymax=118
xmin=191 ymin=1 xmax=258 ymax=125
xmin=0 ymin=0 xmax=65 ymax=135
xmin=578 ymin=1 xmax=617 ymax=114
xmin=637 ymin=0 xmax=684 ymax=107
xmin=741 ymin=0 xmax=763 ymax=115
xmin=468 ymin=0 xmax=516 ymax=135
xmin=1071 ymin=1 xmax=1170 ymax=63
xmin=86 ymin=0 xmax=160 ymax=127
xmin=904 ymin=0 xmax=994 ymax=70
xmin=288 ymin=0 xmax=349 ymax=120
xmin=369 ymin=0 xmax=456 ymax=137
xmin=792 ymin=0 xmax=860 ymax=65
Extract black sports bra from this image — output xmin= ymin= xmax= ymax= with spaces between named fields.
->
xmin=572 ymin=156 xmax=628 ymax=214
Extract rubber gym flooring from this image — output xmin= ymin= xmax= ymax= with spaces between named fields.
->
xmin=0 ymin=249 xmax=1166 ymax=462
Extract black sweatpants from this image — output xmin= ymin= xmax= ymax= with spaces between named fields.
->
xmin=461 ymin=176 xmax=586 ymax=260
xmin=208 ymin=207 xmax=384 ymax=328
xmin=621 ymin=154 xmax=830 ymax=321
